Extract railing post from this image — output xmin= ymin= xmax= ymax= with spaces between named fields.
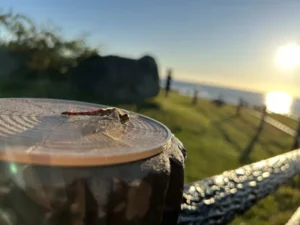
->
xmin=260 ymin=105 xmax=267 ymax=126
xmin=191 ymin=89 xmax=198 ymax=105
xmin=165 ymin=69 xmax=172 ymax=98
xmin=236 ymin=98 xmax=243 ymax=116
xmin=240 ymin=105 xmax=266 ymax=162
xmin=292 ymin=117 xmax=300 ymax=149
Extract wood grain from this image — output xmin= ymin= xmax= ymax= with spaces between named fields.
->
xmin=0 ymin=98 xmax=172 ymax=166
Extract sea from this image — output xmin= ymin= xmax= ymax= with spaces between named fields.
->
xmin=160 ymin=79 xmax=300 ymax=118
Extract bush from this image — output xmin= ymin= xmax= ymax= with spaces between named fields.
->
xmin=0 ymin=9 xmax=98 ymax=81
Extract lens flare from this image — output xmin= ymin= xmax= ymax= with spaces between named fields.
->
xmin=265 ymin=91 xmax=293 ymax=114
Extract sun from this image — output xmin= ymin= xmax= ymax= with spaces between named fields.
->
xmin=275 ymin=44 xmax=300 ymax=69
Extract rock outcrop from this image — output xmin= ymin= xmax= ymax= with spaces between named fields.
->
xmin=0 ymin=47 xmax=24 ymax=78
xmin=69 ymin=54 xmax=160 ymax=103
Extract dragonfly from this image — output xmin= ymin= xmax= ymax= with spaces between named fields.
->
xmin=60 ymin=107 xmax=134 ymax=146
xmin=61 ymin=107 xmax=130 ymax=125
xmin=0 ymin=105 xmax=139 ymax=151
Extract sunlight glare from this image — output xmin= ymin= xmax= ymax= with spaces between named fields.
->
xmin=265 ymin=91 xmax=292 ymax=114
xmin=275 ymin=44 xmax=300 ymax=69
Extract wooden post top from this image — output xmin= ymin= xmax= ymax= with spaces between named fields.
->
xmin=0 ymin=98 xmax=172 ymax=167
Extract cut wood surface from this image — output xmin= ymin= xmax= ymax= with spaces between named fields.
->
xmin=0 ymin=98 xmax=172 ymax=166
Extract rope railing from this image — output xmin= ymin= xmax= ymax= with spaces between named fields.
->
xmin=178 ymin=148 xmax=300 ymax=225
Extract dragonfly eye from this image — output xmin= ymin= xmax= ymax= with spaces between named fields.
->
xmin=120 ymin=114 xmax=130 ymax=124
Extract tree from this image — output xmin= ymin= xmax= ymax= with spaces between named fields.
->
xmin=0 ymin=9 xmax=99 ymax=79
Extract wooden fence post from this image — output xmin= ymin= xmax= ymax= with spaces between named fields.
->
xmin=240 ymin=105 xmax=266 ymax=162
xmin=260 ymin=105 xmax=267 ymax=126
xmin=292 ymin=118 xmax=300 ymax=149
xmin=165 ymin=69 xmax=172 ymax=98
xmin=236 ymin=98 xmax=243 ymax=116
xmin=192 ymin=90 xmax=198 ymax=105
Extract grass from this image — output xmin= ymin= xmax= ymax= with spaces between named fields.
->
xmin=118 ymin=91 xmax=299 ymax=225
xmin=120 ymin=92 xmax=293 ymax=181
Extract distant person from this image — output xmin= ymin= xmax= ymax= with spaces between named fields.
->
xmin=165 ymin=69 xmax=172 ymax=97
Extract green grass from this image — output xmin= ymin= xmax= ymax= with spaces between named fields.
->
xmin=120 ymin=92 xmax=293 ymax=181
xmin=118 ymin=91 xmax=299 ymax=225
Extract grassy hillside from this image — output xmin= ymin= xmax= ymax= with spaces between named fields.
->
xmin=119 ymin=91 xmax=299 ymax=225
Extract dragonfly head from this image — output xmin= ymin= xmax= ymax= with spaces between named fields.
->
xmin=119 ymin=113 xmax=130 ymax=124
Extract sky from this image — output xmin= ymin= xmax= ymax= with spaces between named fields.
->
xmin=2 ymin=0 xmax=300 ymax=97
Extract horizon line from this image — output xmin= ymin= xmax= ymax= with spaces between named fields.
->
xmin=160 ymin=76 xmax=300 ymax=99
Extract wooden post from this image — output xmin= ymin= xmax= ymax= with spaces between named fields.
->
xmin=192 ymin=90 xmax=198 ymax=105
xmin=0 ymin=98 xmax=186 ymax=225
xmin=165 ymin=69 xmax=172 ymax=98
xmin=240 ymin=105 xmax=266 ymax=162
xmin=260 ymin=105 xmax=267 ymax=126
xmin=292 ymin=118 xmax=300 ymax=149
xmin=236 ymin=98 xmax=243 ymax=116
